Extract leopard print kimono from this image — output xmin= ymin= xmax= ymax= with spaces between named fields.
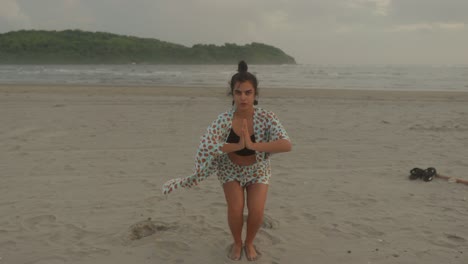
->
xmin=162 ymin=107 xmax=289 ymax=195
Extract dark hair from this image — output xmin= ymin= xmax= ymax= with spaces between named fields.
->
xmin=229 ymin=60 xmax=259 ymax=105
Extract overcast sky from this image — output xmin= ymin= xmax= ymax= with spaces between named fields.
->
xmin=1 ymin=0 xmax=467 ymax=64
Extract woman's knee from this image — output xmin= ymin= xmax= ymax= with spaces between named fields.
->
xmin=247 ymin=204 xmax=265 ymax=216
xmin=228 ymin=203 xmax=245 ymax=214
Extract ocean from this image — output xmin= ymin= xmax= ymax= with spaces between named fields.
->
xmin=1 ymin=64 xmax=467 ymax=91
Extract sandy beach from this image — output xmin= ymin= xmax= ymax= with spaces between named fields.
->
xmin=1 ymin=84 xmax=467 ymax=264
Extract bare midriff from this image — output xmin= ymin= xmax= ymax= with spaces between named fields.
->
xmin=228 ymin=152 xmax=257 ymax=166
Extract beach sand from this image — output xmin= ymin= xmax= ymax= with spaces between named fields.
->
xmin=1 ymin=84 xmax=467 ymax=264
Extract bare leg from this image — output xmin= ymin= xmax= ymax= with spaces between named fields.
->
xmin=223 ymin=181 xmax=245 ymax=260
xmin=245 ymin=183 xmax=268 ymax=261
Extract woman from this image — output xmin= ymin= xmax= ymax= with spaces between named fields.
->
xmin=162 ymin=61 xmax=292 ymax=261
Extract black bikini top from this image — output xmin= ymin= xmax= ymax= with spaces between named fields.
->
xmin=226 ymin=129 xmax=256 ymax=156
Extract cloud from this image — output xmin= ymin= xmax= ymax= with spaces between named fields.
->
xmin=347 ymin=0 xmax=392 ymax=16
xmin=10 ymin=0 xmax=96 ymax=31
xmin=260 ymin=10 xmax=292 ymax=31
xmin=437 ymin=22 xmax=465 ymax=30
xmin=390 ymin=22 xmax=465 ymax=32
xmin=0 ymin=0 xmax=31 ymax=29
xmin=390 ymin=0 xmax=468 ymax=24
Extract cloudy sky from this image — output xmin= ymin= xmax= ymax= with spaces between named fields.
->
xmin=1 ymin=0 xmax=467 ymax=64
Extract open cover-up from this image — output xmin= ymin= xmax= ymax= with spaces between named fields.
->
xmin=162 ymin=107 xmax=289 ymax=195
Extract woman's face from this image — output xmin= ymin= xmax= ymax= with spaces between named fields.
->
xmin=233 ymin=81 xmax=256 ymax=110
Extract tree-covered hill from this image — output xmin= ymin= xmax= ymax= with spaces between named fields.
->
xmin=0 ymin=30 xmax=296 ymax=64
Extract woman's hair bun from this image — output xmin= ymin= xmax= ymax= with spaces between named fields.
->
xmin=238 ymin=60 xmax=248 ymax=73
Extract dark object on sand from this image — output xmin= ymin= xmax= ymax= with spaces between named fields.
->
xmin=409 ymin=167 xmax=468 ymax=186
xmin=409 ymin=167 xmax=436 ymax=182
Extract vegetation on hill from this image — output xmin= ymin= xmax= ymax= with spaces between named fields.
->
xmin=0 ymin=30 xmax=296 ymax=64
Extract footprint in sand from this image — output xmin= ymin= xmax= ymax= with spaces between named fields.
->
xmin=208 ymin=201 xmax=225 ymax=214
xmin=48 ymin=223 xmax=95 ymax=244
xmin=22 ymin=215 xmax=57 ymax=231
xmin=0 ymin=240 xmax=17 ymax=250
xmin=319 ymin=225 xmax=360 ymax=240
xmin=128 ymin=218 xmax=158 ymax=240
xmin=257 ymin=228 xmax=282 ymax=245
xmin=128 ymin=218 xmax=176 ymax=240
xmin=262 ymin=214 xmax=280 ymax=230
xmin=25 ymin=256 xmax=67 ymax=264
xmin=445 ymin=233 xmax=466 ymax=243
xmin=344 ymin=221 xmax=385 ymax=237
xmin=155 ymin=240 xmax=190 ymax=251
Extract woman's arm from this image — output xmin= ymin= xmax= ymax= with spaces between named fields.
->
xmin=242 ymin=119 xmax=292 ymax=153
xmin=220 ymin=142 xmax=244 ymax=153
xmin=250 ymin=139 xmax=292 ymax=153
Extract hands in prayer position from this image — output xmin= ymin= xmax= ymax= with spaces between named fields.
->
xmin=241 ymin=119 xmax=254 ymax=150
xmin=221 ymin=118 xmax=291 ymax=154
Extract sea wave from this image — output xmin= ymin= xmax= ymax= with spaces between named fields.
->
xmin=0 ymin=64 xmax=467 ymax=91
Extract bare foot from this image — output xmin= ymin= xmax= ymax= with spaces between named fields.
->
xmin=244 ymin=244 xmax=261 ymax=261
xmin=228 ymin=243 xmax=242 ymax=261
